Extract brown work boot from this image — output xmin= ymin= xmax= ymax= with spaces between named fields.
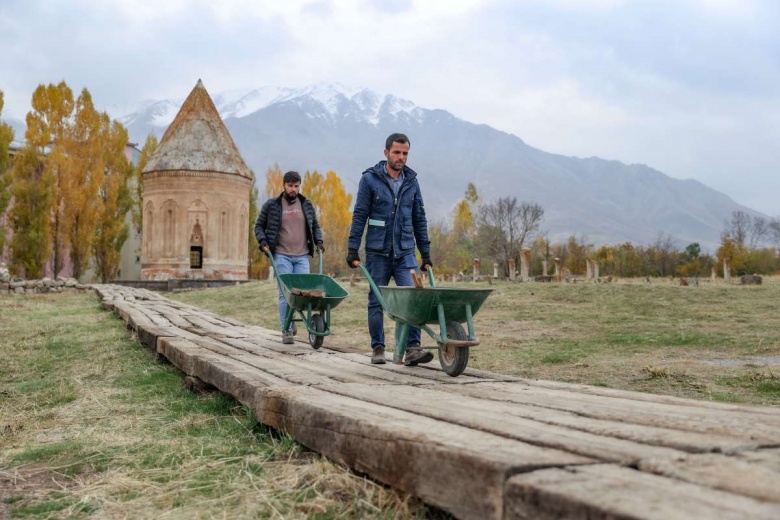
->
xmin=404 ymin=344 xmax=434 ymax=366
xmin=371 ymin=346 xmax=386 ymax=364
xmin=282 ymin=331 xmax=294 ymax=344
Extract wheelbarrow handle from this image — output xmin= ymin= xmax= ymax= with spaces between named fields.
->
xmin=354 ymin=261 xmax=388 ymax=312
xmin=264 ymin=248 xmax=277 ymax=273
xmin=425 ymin=266 xmax=436 ymax=287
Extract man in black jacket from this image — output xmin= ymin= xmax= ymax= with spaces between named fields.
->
xmin=255 ymin=171 xmax=324 ymax=344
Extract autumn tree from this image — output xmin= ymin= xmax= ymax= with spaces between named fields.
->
xmin=8 ymin=146 xmax=55 ymax=278
xmin=62 ymin=89 xmax=109 ymax=278
xmin=563 ymin=235 xmax=591 ymax=275
xmin=303 ymin=169 xmax=353 ymax=275
xmin=426 ymin=218 xmax=450 ymax=274
xmin=441 ymin=184 xmax=479 ymax=274
xmin=0 ymin=91 xmax=15 ymax=255
xmin=26 ymin=81 xmax=75 ymax=277
xmin=92 ymin=119 xmax=133 ymax=282
xmin=264 ymin=163 xmax=284 ymax=200
xmin=247 ymin=182 xmax=268 ymax=279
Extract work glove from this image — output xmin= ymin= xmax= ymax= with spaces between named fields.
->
xmin=316 ymin=241 xmax=325 ymax=253
xmin=421 ymin=256 xmax=433 ymax=272
xmin=258 ymin=239 xmax=269 ymax=252
xmin=346 ymin=249 xmax=361 ymax=268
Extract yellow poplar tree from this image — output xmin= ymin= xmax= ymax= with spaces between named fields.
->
xmin=446 ymin=199 xmax=475 ymax=273
xmin=92 ymin=119 xmax=133 ymax=282
xmin=0 ymin=91 xmax=15 ymax=255
xmin=9 ymin=146 xmax=54 ymax=278
xmin=64 ymin=88 xmax=106 ymax=279
xmin=303 ymin=169 xmax=352 ymax=275
xmin=26 ymin=81 xmax=75 ymax=277
xmin=247 ymin=182 xmax=268 ymax=279
xmin=264 ymin=163 xmax=284 ymax=199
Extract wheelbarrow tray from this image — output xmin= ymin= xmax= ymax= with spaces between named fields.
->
xmin=379 ymin=286 xmax=492 ymax=327
xmin=279 ymin=273 xmax=349 ymax=312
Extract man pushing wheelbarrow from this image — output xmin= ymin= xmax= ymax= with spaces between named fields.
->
xmin=255 ymin=170 xmax=325 ymax=344
xmin=346 ymin=133 xmax=437 ymax=367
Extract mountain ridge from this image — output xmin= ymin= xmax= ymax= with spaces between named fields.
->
xmin=5 ymin=84 xmax=765 ymax=251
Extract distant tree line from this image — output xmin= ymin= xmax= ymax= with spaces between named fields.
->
xmin=424 ymin=185 xmax=779 ymax=280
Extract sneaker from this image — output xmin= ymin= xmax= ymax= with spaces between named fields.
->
xmin=282 ymin=331 xmax=294 ymax=344
xmin=404 ymin=344 xmax=433 ymax=366
xmin=371 ymin=346 xmax=386 ymax=364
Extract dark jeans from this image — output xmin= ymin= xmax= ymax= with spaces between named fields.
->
xmin=366 ymin=253 xmax=421 ymax=349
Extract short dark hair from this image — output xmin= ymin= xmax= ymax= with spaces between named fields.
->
xmin=283 ymin=171 xmax=301 ymax=184
xmin=385 ymin=133 xmax=410 ymax=151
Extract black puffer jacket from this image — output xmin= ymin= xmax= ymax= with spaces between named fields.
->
xmin=254 ymin=193 xmax=323 ymax=256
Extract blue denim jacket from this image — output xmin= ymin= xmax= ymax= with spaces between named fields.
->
xmin=348 ymin=161 xmax=430 ymax=258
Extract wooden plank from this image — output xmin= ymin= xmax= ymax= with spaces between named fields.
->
xmin=124 ymin=302 xmax=173 ymax=326
xmin=735 ymin=447 xmax=780 ymax=471
xmin=638 ymin=452 xmax=780 ymax=502
xmin=183 ymin=336 xmax=344 ymax=386
xmin=251 ymin=385 xmax=593 ymax=520
xmin=157 ymin=337 xmax=293 ymax=404
xmin=134 ymin=324 xmax=184 ymax=350
xmin=226 ymin=333 xmax=317 ymax=354
xmin=146 ymin=304 xmax=192 ymax=328
xmin=317 ymin=383 xmax=687 ymax=464
xmin=527 ymin=378 xmax=780 ymax=416
xmin=194 ymin=335 xmax=464 ymax=388
xmin=327 ymin=351 xmax=516 ymax=384
xmin=399 ymin=383 xmax=761 ymax=454
xmin=503 ymin=464 xmax=780 ymax=520
xmin=440 ymin=382 xmax=780 ymax=443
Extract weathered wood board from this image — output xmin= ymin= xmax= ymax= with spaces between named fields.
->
xmin=93 ymin=284 xmax=780 ymax=519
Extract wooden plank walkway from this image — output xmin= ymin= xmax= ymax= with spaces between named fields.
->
xmin=93 ymin=284 xmax=780 ymax=520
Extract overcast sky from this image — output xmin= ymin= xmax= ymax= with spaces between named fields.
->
xmin=2 ymin=0 xmax=778 ymax=216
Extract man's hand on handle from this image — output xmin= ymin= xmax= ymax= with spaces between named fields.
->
xmin=258 ymin=240 xmax=269 ymax=253
xmin=421 ymin=256 xmax=433 ymax=272
xmin=346 ymin=249 xmax=361 ymax=268
xmin=316 ymin=241 xmax=325 ymax=253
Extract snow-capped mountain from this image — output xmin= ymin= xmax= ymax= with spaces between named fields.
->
xmin=27 ymin=83 xmax=768 ymax=250
xmin=115 ymin=84 xmax=424 ymax=135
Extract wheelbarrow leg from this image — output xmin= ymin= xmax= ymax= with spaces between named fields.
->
xmin=282 ymin=305 xmax=295 ymax=334
xmin=465 ymin=303 xmax=476 ymax=341
xmin=393 ymin=322 xmax=410 ymax=364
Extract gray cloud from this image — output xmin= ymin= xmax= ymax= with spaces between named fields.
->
xmin=1 ymin=0 xmax=778 ymax=216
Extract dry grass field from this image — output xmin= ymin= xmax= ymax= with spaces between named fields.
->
xmin=2 ymin=275 xmax=778 ymax=518
xmin=0 ymin=291 xmax=441 ymax=519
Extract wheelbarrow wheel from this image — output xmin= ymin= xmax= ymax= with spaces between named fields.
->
xmin=438 ymin=321 xmax=469 ymax=377
xmin=309 ymin=314 xmax=325 ymax=350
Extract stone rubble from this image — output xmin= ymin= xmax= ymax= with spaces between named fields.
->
xmin=0 ymin=263 xmax=88 ymax=294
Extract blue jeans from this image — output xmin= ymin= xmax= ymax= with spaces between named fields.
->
xmin=366 ymin=253 xmax=421 ymax=348
xmin=274 ymin=253 xmax=310 ymax=332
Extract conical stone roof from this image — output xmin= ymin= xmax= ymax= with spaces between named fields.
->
xmin=143 ymin=79 xmax=252 ymax=179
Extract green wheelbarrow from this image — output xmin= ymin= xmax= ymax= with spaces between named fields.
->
xmin=266 ymin=251 xmax=349 ymax=349
xmin=356 ymin=262 xmax=493 ymax=376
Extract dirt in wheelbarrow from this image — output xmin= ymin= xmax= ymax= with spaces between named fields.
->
xmin=169 ymin=275 xmax=780 ymax=407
